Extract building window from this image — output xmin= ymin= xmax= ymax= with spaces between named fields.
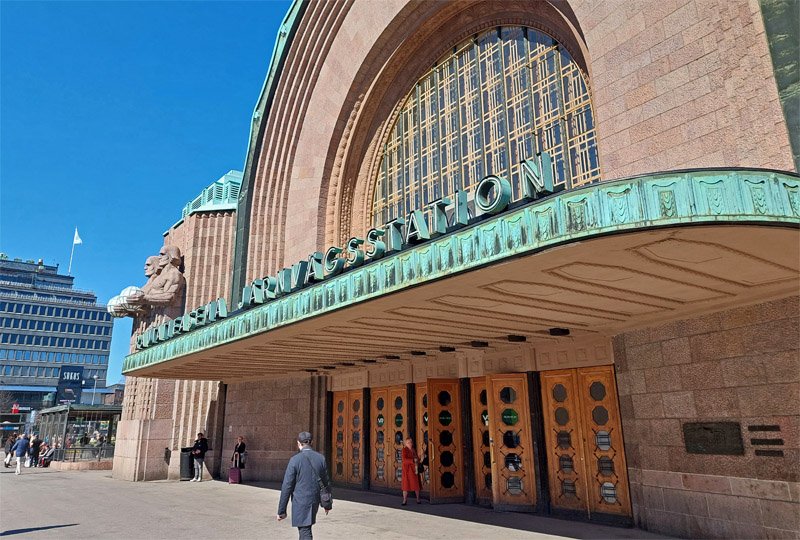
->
xmin=371 ymin=26 xmax=598 ymax=227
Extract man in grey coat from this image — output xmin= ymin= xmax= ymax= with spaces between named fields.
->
xmin=277 ymin=431 xmax=330 ymax=539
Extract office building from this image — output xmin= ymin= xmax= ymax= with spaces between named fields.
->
xmin=0 ymin=257 xmax=113 ymax=411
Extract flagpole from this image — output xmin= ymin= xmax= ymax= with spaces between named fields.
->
xmin=68 ymin=241 xmax=76 ymax=276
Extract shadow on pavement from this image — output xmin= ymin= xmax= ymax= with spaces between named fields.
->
xmin=1 ymin=524 xmax=79 ymax=536
xmin=224 ymin=479 xmax=659 ymax=539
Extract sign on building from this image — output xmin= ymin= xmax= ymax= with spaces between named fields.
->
xmin=56 ymin=366 xmax=84 ymax=404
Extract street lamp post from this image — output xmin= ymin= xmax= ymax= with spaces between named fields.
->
xmin=91 ymin=375 xmax=98 ymax=406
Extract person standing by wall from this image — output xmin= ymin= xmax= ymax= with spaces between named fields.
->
xmin=277 ymin=431 xmax=331 ymax=540
xmin=231 ymin=436 xmax=246 ymax=476
xmin=10 ymin=434 xmax=30 ymax=475
xmin=401 ymin=438 xmax=421 ymax=505
xmin=190 ymin=432 xmax=208 ymax=482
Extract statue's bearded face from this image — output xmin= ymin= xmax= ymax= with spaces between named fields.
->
xmin=158 ymin=247 xmax=170 ymax=269
xmin=144 ymin=257 xmax=158 ymax=277
xmin=158 ymin=246 xmax=181 ymax=269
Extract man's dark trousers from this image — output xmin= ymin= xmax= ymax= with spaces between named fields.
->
xmin=298 ymin=525 xmax=313 ymax=539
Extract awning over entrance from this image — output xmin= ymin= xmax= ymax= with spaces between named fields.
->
xmin=123 ymin=169 xmax=800 ymax=381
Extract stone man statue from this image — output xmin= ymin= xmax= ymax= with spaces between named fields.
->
xmin=108 ymin=245 xmax=187 ymax=351
xmin=129 ymin=245 xmax=186 ymax=317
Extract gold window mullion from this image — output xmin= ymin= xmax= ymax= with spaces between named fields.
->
xmin=371 ymin=27 xmax=599 ymax=227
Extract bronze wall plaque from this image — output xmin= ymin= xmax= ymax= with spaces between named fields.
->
xmin=683 ymin=422 xmax=744 ymax=455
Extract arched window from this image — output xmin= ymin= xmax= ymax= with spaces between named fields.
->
xmin=371 ymin=26 xmax=599 ymax=227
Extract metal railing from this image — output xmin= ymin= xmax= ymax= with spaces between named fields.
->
xmin=0 ymin=291 xmax=100 ymax=307
xmin=0 ymin=279 xmax=97 ymax=296
xmin=53 ymin=444 xmax=115 ymax=462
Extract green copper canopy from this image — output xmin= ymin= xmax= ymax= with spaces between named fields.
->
xmin=124 ymin=168 xmax=800 ymax=375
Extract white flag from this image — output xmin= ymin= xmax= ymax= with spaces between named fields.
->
xmin=73 ymin=228 xmax=83 ymax=245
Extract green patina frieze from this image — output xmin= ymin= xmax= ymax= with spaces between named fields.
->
xmin=123 ymin=169 xmax=800 ymax=374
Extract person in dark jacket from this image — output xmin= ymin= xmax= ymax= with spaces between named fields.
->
xmin=29 ymin=435 xmax=42 ymax=468
xmin=11 ymin=434 xmax=30 ymax=475
xmin=190 ymin=432 xmax=209 ymax=482
xmin=277 ymin=431 xmax=330 ymax=540
xmin=4 ymin=433 xmax=17 ymax=468
xmin=231 ymin=436 xmax=246 ymax=469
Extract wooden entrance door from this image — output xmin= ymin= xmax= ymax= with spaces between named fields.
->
xmin=469 ymin=377 xmax=493 ymax=504
xmin=540 ymin=365 xmax=631 ymax=517
xmin=427 ymin=379 xmax=464 ymax=502
xmin=485 ymin=373 xmax=537 ymax=511
xmin=331 ymin=389 xmax=364 ymax=486
xmin=415 ymin=382 xmax=431 ymax=492
xmin=370 ymin=385 xmax=408 ymax=490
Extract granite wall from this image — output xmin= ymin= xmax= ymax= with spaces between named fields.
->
xmin=615 ymin=296 xmax=800 ymax=538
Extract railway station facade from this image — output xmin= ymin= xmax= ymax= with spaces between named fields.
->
xmin=112 ymin=1 xmax=799 ymax=538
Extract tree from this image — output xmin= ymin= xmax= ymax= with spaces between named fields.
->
xmin=0 ymin=390 xmax=15 ymax=413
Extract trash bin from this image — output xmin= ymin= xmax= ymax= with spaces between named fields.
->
xmin=180 ymin=447 xmax=194 ymax=481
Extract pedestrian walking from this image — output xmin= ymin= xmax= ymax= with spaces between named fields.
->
xmin=277 ymin=431 xmax=331 ymax=540
xmin=11 ymin=434 xmax=30 ymax=475
xmin=401 ymin=438 xmax=421 ymax=505
xmin=190 ymin=432 xmax=208 ymax=482
xmin=4 ymin=433 xmax=17 ymax=468
xmin=29 ymin=434 xmax=42 ymax=468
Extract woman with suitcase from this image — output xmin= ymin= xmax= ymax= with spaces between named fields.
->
xmin=230 ymin=436 xmax=246 ymax=484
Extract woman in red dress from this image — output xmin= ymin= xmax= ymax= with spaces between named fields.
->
xmin=401 ymin=437 xmax=421 ymax=505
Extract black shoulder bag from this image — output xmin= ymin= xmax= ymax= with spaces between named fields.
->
xmin=301 ymin=453 xmax=333 ymax=511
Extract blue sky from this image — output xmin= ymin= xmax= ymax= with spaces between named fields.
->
xmin=1 ymin=0 xmax=290 ymax=384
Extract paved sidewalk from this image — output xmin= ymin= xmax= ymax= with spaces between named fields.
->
xmin=0 ymin=468 xmax=669 ymax=539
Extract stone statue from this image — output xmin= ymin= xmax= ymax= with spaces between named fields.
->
xmin=106 ymin=246 xmax=187 ymax=351
xmin=128 ymin=246 xmax=185 ymax=311
xmin=108 ymin=246 xmax=187 ymax=331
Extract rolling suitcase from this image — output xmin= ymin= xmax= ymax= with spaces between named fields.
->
xmin=229 ymin=453 xmax=242 ymax=484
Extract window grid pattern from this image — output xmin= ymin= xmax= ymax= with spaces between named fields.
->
xmin=372 ymin=26 xmax=599 ymax=227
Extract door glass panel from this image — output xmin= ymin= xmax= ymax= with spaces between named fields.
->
xmin=372 ymin=385 xmax=407 ymax=489
xmin=332 ymin=389 xmax=364 ymax=486
xmin=486 ymin=373 xmax=536 ymax=509
xmin=428 ymin=379 xmax=463 ymax=502
xmin=541 ymin=366 xmax=632 ymax=518
xmin=540 ymin=370 xmax=587 ymax=512
xmin=371 ymin=388 xmax=388 ymax=487
xmin=470 ymin=377 xmax=492 ymax=503
xmin=332 ymin=393 xmax=348 ymax=484
xmin=416 ymin=382 xmax=431 ymax=491
xmin=348 ymin=389 xmax=362 ymax=483
xmin=577 ymin=367 xmax=631 ymax=517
